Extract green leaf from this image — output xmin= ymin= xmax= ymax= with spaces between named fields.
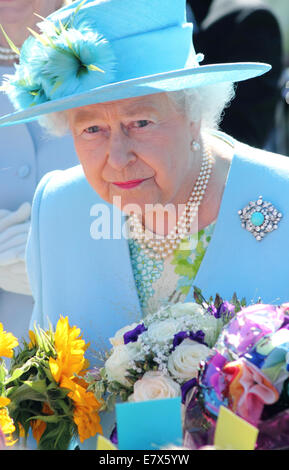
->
xmin=7 ymin=382 xmax=46 ymax=405
xmin=126 ymin=368 xmax=139 ymax=376
xmin=100 ymin=368 xmax=107 ymax=380
xmin=0 ymin=24 xmax=20 ymax=55
xmin=192 ymin=285 xmax=210 ymax=306
xmin=23 ymin=379 xmax=48 ymax=395
xmin=38 ymin=421 xmax=73 ymax=450
xmin=106 ymin=394 xmax=116 ymax=412
xmin=0 ymin=362 xmax=7 ymax=383
xmin=34 ymin=327 xmax=56 ymax=355
xmin=27 ymin=414 xmax=60 ymax=424
xmin=94 ymin=387 xmax=105 ymax=402
xmin=6 ymin=354 xmax=48 ymax=385
xmin=53 ymin=421 xmax=74 ymax=450
xmin=54 ymin=398 xmax=74 ymax=417
xmin=125 ymin=375 xmax=138 ymax=385
xmin=47 ymin=386 xmax=70 ymax=402
xmin=5 ymin=366 xmax=27 ymax=384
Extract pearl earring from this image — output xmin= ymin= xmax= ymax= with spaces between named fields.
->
xmin=191 ymin=140 xmax=201 ymax=152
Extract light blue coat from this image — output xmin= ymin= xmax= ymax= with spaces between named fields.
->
xmin=26 ymin=137 xmax=289 ymax=446
xmin=0 ymin=65 xmax=78 ymax=340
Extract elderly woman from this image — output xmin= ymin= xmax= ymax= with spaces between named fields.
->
xmin=0 ymin=0 xmax=78 ymax=340
xmin=1 ymin=0 xmax=289 ymax=446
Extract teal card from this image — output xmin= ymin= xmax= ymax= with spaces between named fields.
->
xmin=116 ymin=397 xmax=183 ymax=450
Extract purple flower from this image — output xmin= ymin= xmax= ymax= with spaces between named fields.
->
xmin=88 ymin=367 xmax=101 ymax=380
xmin=280 ymin=310 xmax=289 ymax=330
xmin=208 ymin=304 xmax=218 ymax=317
xmin=123 ymin=323 xmax=147 ymax=344
xmin=172 ymin=331 xmax=189 ymax=349
xmin=181 ymin=378 xmax=198 ymax=404
xmin=202 ymin=352 xmax=227 ymax=391
xmin=217 ymin=301 xmax=235 ymax=320
xmin=172 ymin=330 xmax=207 ymax=351
xmin=110 ymin=425 xmax=118 ymax=445
xmin=190 ymin=330 xmax=207 ymax=345
xmin=208 ymin=301 xmax=235 ymax=319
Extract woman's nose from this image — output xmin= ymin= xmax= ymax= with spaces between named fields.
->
xmin=107 ymin=126 xmax=136 ymax=170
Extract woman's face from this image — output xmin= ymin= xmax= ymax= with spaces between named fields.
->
xmin=0 ymin=0 xmax=63 ymax=26
xmin=68 ymin=92 xmax=200 ymax=216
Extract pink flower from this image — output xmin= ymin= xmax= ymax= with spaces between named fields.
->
xmin=224 ymin=360 xmax=279 ymax=426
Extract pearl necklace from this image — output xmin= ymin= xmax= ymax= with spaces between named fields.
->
xmin=129 ymin=138 xmax=213 ymax=260
xmin=0 ymin=45 xmax=19 ymax=62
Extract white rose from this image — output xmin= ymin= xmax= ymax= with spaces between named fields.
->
xmin=130 ymin=371 xmax=181 ymax=402
xmin=105 ymin=342 xmax=142 ymax=387
xmin=170 ymin=302 xmax=206 ymax=318
xmin=168 ymin=339 xmax=211 ymax=382
xmin=146 ymin=318 xmax=182 ymax=344
xmin=170 ymin=302 xmax=220 ymax=348
xmin=109 ymin=322 xmax=139 ymax=347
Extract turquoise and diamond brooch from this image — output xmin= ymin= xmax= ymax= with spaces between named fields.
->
xmin=238 ymin=196 xmax=282 ymax=241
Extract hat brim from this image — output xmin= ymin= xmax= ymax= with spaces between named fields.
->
xmin=0 ymin=62 xmax=271 ymax=127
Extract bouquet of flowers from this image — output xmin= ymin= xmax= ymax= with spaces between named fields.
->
xmin=0 ymin=322 xmax=18 ymax=448
xmin=1 ymin=316 xmax=102 ymax=450
xmin=184 ymin=302 xmax=289 ymax=450
xmin=87 ymin=288 xmax=244 ymax=442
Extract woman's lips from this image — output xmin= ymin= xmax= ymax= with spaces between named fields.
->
xmin=112 ymin=178 xmax=149 ymax=189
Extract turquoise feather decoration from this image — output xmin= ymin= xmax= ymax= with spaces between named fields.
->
xmin=1 ymin=5 xmax=117 ymax=110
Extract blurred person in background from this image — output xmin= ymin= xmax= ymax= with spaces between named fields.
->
xmin=263 ymin=0 xmax=289 ymax=64
xmin=261 ymin=0 xmax=289 ymax=155
xmin=186 ymin=0 xmax=283 ymax=150
xmin=0 ymin=0 xmax=78 ymax=340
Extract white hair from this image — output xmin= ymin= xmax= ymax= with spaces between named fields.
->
xmin=169 ymin=81 xmax=236 ymax=129
xmin=38 ymin=81 xmax=235 ymax=137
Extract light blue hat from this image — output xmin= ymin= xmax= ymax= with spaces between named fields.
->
xmin=0 ymin=0 xmax=271 ymax=127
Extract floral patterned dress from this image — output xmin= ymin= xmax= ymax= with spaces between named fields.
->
xmin=128 ymin=222 xmax=216 ymax=317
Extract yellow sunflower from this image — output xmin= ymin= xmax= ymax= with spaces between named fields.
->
xmin=0 ymin=323 xmax=18 ymax=358
xmin=31 ymin=403 xmax=53 ymax=444
xmin=49 ymin=316 xmax=89 ymax=384
xmin=60 ymin=376 xmax=102 ymax=443
xmin=0 ymin=397 xmax=16 ymax=447
xmin=28 ymin=330 xmax=37 ymax=349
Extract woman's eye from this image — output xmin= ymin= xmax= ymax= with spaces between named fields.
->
xmin=136 ymin=120 xmax=150 ymax=128
xmin=130 ymin=120 xmax=151 ymax=129
xmin=85 ymin=125 xmax=101 ymax=134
